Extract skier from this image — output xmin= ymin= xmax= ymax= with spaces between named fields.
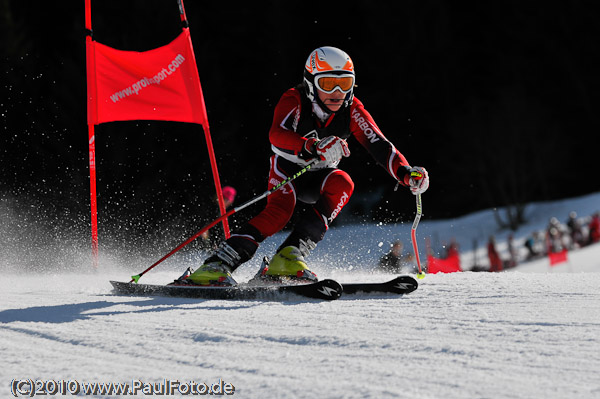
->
xmin=181 ymin=46 xmax=429 ymax=286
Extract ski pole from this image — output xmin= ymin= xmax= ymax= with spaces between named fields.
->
xmin=130 ymin=161 xmax=318 ymax=283
xmin=411 ymin=193 xmax=425 ymax=279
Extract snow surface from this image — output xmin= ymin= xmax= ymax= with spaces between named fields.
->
xmin=2 ymin=192 xmax=600 ymax=398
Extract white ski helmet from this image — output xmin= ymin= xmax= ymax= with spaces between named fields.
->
xmin=303 ymin=46 xmax=355 ymax=111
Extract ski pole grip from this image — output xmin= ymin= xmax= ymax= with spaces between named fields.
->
xmin=410 ymin=170 xmax=423 ymax=179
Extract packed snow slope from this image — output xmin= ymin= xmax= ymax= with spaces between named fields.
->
xmin=1 ymin=192 xmax=600 ymax=398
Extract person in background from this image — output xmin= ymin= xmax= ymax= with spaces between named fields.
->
xmin=566 ymin=211 xmax=584 ymax=249
xmin=506 ymin=234 xmax=518 ymax=268
xmin=588 ymin=212 xmax=600 ymax=244
xmin=446 ymin=239 xmax=459 ymax=259
xmin=487 ymin=236 xmax=503 ymax=272
xmin=378 ymin=240 xmax=411 ymax=273
xmin=546 ymin=217 xmax=568 ymax=253
xmin=200 ymin=186 xmax=237 ymax=248
xmin=524 ymin=231 xmax=544 ymax=260
xmin=221 ymin=186 xmax=237 ymax=209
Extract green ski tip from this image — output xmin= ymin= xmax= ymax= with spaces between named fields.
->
xmin=131 ymin=275 xmax=141 ymax=284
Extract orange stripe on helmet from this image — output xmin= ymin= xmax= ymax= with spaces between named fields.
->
xmin=342 ymin=60 xmax=354 ymax=72
xmin=314 ymin=53 xmax=333 ymax=72
xmin=305 ymin=50 xmax=334 ymax=74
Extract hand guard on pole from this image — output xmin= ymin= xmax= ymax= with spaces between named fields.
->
xmin=406 ymin=166 xmax=429 ymax=195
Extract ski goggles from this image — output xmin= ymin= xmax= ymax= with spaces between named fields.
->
xmin=314 ymin=74 xmax=355 ymax=94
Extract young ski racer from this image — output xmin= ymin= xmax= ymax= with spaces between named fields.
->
xmin=180 ymin=46 xmax=429 ymax=286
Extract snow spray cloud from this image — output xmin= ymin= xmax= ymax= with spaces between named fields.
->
xmin=0 ymin=194 xmax=89 ymax=272
xmin=0 ymin=192 xmax=165 ymax=274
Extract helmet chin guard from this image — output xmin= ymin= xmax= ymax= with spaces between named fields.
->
xmin=302 ymin=46 xmax=355 ymax=112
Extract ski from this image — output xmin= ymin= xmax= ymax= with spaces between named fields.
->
xmin=110 ymin=275 xmax=416 ymax=300
xmin=341 ymin=275 xmax=418 ymax=295
xmin=110 ymin=279 xmax=343 ymax=301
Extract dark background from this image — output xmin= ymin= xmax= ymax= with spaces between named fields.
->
xmin=1 ymin=1 xmax=599 ymax=251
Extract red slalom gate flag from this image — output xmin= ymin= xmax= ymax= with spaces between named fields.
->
xmin=84 ymin=1 xmax=232 ymax=270
xmin=549 ymin=248 xmax=568 ymax=266
xmin=88 ymin=28 xmax=207 ymax=125
xmin=427 ymin=254 xmax=462 ymax=274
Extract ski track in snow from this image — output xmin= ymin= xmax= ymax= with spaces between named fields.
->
xmin=1 ymin=269 xmax=600 ymax=399
xmin=2 ymin=192 xmax=600 ymax=398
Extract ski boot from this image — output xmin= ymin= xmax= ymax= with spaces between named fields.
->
xmin=185 ymin=262 xmax=237 ymax=286
xmin=257 ymin=246 xmax=318 ymax=284
xmin=181 ymin=243 xmax=241 ymax=286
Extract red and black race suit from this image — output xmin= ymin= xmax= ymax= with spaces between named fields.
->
xmin=239 ymin=87 xmax=411 ymax=246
